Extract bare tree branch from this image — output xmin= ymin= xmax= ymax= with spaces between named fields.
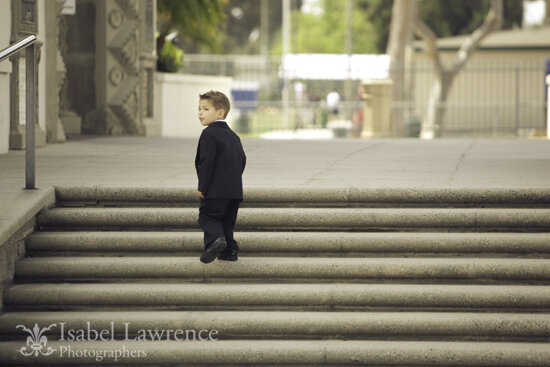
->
xmin=407 ymin=0 xmax=505 ymax=138
xmin=452 ymin=0 xmax=503 ymax=72
xmin=413 ymin=16 xmax=442 ymax=71
xmin=414 ymin=0 xmax=503 ymax=74
xmin=387 ymin=0 xmax=414 ymax=59
xmin=387 ymin=0 xmax=415 ymax=135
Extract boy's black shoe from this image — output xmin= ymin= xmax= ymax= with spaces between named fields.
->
xmin=218 ymin=248 xmax=238 ymax=261
xmin=200 ymin=237 xmax=227 ymax=264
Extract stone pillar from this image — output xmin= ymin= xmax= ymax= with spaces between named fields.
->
xmin=361 ymin=79 xmax=393 ymax=138
xmin=61 ymin=0 xmax=155 ymax=136
xmin=45 ymin=0 xmax=66 ymax=143
xmin=546 ymin=74 xmax=550 ymax=139
xmin=56 ymin=0 xmax=84 ymax=136
xmin=140 ymin=0 xmax=159 ymax=136
xmin=84 ymin=0 xmax=142 ymax=135
xmin=9 ymin=0 xmax=46 ymax=150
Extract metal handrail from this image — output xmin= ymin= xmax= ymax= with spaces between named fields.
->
xmin=0 ymin=35 xmax=37 ymax=189
xmin=0 ymin=35 xmax=36 ymax=62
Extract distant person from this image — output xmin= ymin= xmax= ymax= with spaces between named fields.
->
xmin=326 ymin=91 xmax=340 ymax=117
xmin=352 ymin=84 xmax=366 ymax=137
xmin=195 ymin=91 xmax=247 ymax=263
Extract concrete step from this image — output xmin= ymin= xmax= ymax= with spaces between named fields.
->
xmin=25 ymin=231 xmax=550 ymax=257
xmin=1 ymin=339 xmax=549 ymax=366
xmin=14 ymin=257 xmax=550 ymax=283
xmin=5 ymin=186 xmax=550 ymax=366
xmin=36 ymin=207 xmax=550 ymax=231
xmin=1 ymin=311 xmax=549 ymax=341
xmin=5 ymin=283 xmax=550 ymax=311
xmin=54 ymin=186 xmax=550 ymax=208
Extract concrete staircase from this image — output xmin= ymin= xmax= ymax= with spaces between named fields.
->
xmin=1 ymin=186 xmax=550 ymax=366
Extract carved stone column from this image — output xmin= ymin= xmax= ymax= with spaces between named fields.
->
xmin=9 ymin=0 xmax=46 ymax=149
xmin=58 ymin=1 xmax=82 ymax=136
xmin=45 ymin=0 xmax=66 ymax=143
xmin=140 ymin=0 xmax=159 ymax=136
xmin=84 ymin=0 xmax=143 ymax=136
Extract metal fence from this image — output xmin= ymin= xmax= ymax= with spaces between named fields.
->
xmin=408 ymin=60 xmax=547 ymax=137
xmin=182 ymin=54 xmax=548 ymax=137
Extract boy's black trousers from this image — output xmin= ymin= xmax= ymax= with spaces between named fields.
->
xmin=198 ymin=198 xmax=241 ymax=251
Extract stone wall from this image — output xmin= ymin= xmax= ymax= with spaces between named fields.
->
xmin=0 ymin=219 xmax=33 ymax=311
xmin=0 ymin=187 xmax=55 ymax=312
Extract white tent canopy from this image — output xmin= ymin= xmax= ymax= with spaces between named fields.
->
xmin=282 ymin=54 xmax=390 ymax=81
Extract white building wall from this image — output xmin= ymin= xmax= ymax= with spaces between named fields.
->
xmin=155 ymin=73 xmax=233 ymax=138
xmin=0 ymin=3 xmax=11 ymax=154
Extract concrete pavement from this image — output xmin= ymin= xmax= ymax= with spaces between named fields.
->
xmin=2 ymin=136 xmax=550 ymax=366
xmin=1 ymin=136 xmax=550 ymax=190
xmin=1 ymin=136 xmax=550 ymax=245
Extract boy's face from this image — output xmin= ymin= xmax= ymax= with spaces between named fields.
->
xmin=198 ymin=99 xmax=225 ymax=126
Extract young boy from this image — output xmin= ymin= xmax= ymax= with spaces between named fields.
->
xmin=195 ymin=91 xmax=246 ymax=263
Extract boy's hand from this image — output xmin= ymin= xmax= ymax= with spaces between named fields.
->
xmin=197 ymin=191 xmax=205 ymax=199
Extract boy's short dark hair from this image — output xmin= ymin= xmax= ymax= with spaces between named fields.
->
xmin=199 ymin=90 xmax=231 ymax=119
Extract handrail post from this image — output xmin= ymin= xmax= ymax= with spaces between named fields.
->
xmin=25 ymin=43 xmax=35 ymax=189
xmin=0 ymin=35 xmax=37 ymax=189
xmin=547 ymin=75 xmax=550 ymax=140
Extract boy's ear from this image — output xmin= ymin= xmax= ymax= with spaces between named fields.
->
xmin=216 ymin=109 xmax=226 ymax=119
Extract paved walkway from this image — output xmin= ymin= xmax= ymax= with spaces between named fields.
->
xmin=1 ymin=136 xmax=550 ymax=243
xmin=2 ymin=136 xmax=550 ymax=190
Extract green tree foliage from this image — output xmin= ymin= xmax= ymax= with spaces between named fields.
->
xmin=418 ymin=0 xmax=522 ymax=36
xmin=360 ymin=0 xmax=523 ymax=53
xmin=220 ymin=0 xmax=286 ymax=54
xmin=357 ymin=0 xmax=393 ymax=53
xmin=296 ymin=0 xmax=376 ymax=53
xmin=157 ymin=0 xmax=226 ymax=69
xmin=157 ymin=40 xmax=184 ymax=73
xmin=171 ymin=0 xmax=523 ymax=56
xmin=271 ymin=0 xmax=377 ymax=54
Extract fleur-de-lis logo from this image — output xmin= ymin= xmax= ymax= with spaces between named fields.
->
xmin=16 ymin=323 xmax=57 ymax=357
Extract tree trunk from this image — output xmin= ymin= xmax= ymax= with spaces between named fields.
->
xmin=414 ymin=0 xmax=503 ymax=139
xmin=420 ymin=71 xmax=455 ymax=139
xmin=386 ymin=0 xmax=415 ymax=136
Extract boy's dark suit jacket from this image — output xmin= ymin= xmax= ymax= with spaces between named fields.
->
xmin=195 ymin=121 xmax=246 ymax=199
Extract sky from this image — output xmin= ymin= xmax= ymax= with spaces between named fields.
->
xmin=523 ymin=0 xmax=545 ymax=26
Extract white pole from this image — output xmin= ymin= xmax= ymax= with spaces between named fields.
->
xmin=261 ymin=0 xmax=269 ymax=59
xmin=546 ymin=74 xmax=550 ymax=139
xmin=282 ymin=0 xmax=290 ymax=130
xmin=344 ymin=0 xmax=353 ymax=121
xmin=547 ymin=74 xmax=550 ymax=139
